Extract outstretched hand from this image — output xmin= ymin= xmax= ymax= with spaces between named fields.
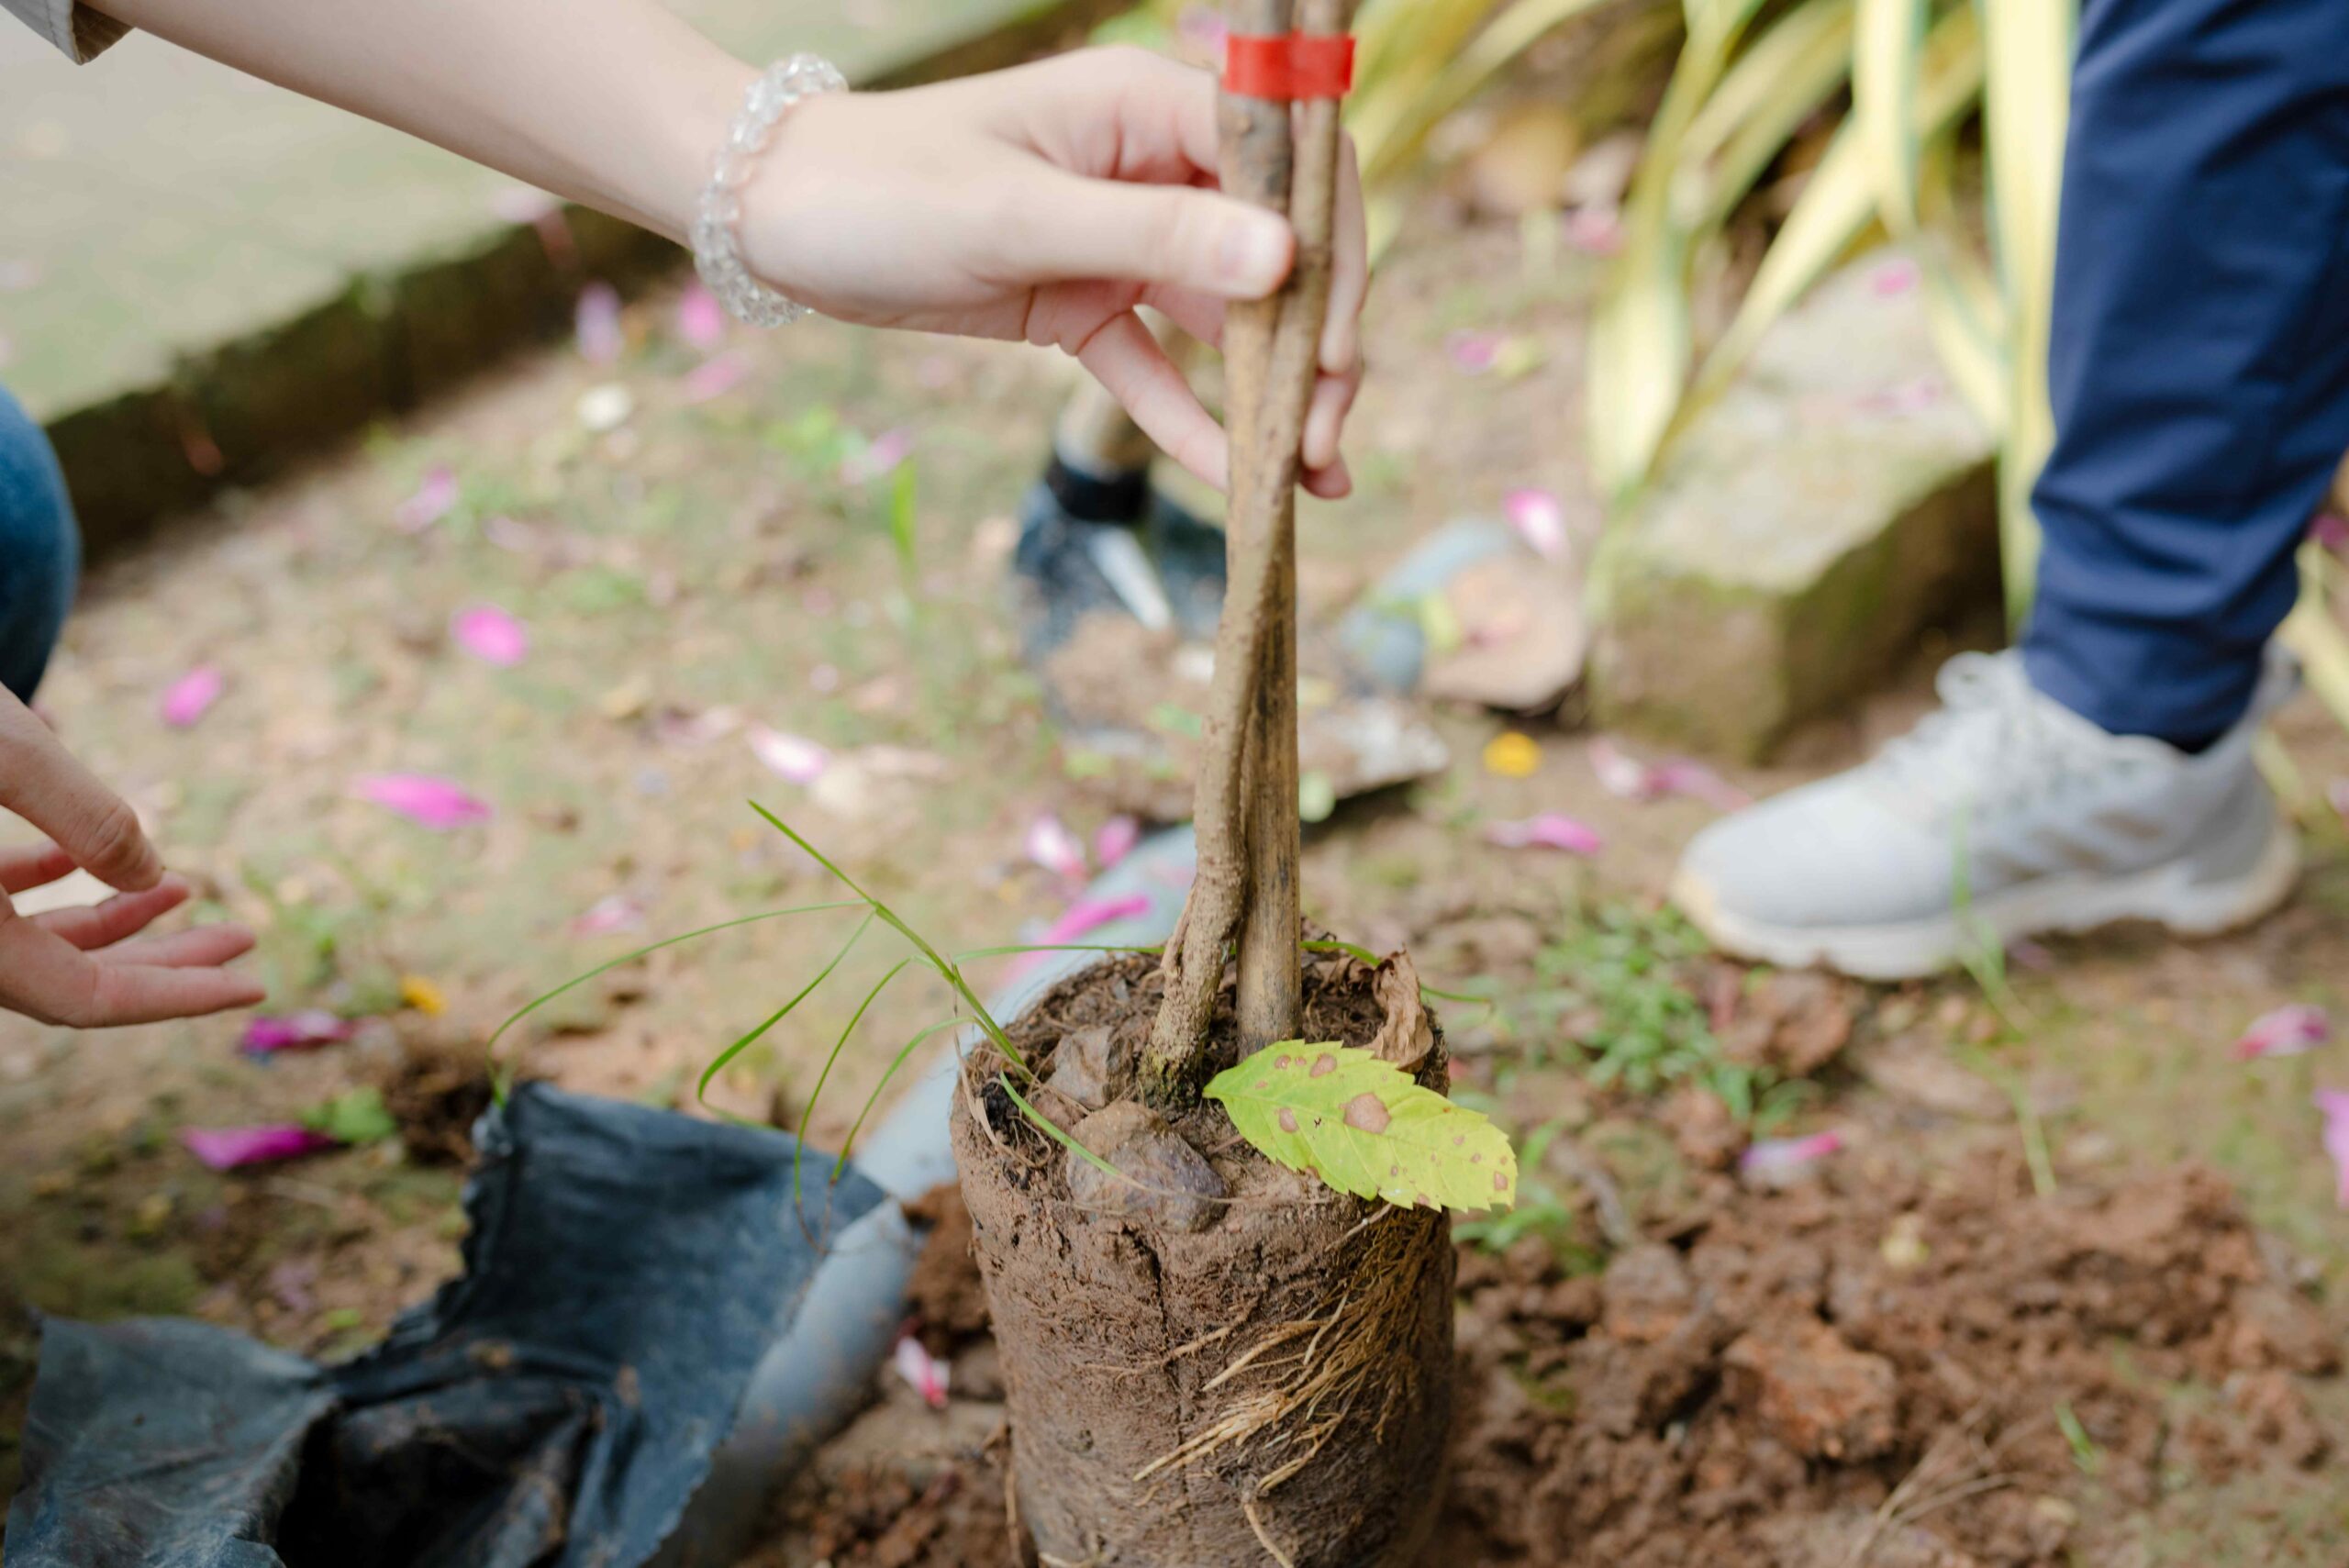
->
xmin=0 ymin=692 xmax=264 ymax=1029
xmin=742 ymin=47 xmax=1368 ymax=498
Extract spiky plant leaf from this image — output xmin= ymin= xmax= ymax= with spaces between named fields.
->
xmin=1207 ymin=1042 xmax=1519 ymax=1212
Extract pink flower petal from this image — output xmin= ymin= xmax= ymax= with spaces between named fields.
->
xmin=1563 ymin=206 xmax=1624 ymax=256
xmin=1590 ymin=738 xmax=1660 ymax=801
xmin=1094 ymin=816 xmax=1142 ymax=872
xmin=351 ymin=773 xmax=493 ymax=830
xmin=571 ymin=894 xmax=648 ymax=937
xmin=2313 ymin=513 xmax=2349 ymax=552
xmin=893 ymin=1332 xmax=951 ymax=1410
xmin=1740 ymin=1129 xmax=1844 ymax=1181
xmin=1025 ymin=814 xmax=1087 ymax=883
xmin=1651 ymin=760 xmax=1754 ymax=811
xmin=2234 ymin=1004 xmax=2331 ymax=1062
xmin=1176 ymin=6 xmax=1227 ymax=48
xmin=1445 ymin=330 xmax=1504 ymax=375
xmin=394 ymin=466 xmax=459 ymax=533
xmin=1007 ymin=894 xmax=1154 ymax=982
xmin=1869 ymin=257 xmax=1922 ymax=297
xmin=2331 ymin=778 xmax=2349 ymax=823
xmin=575 ymin=282 xmax=624 ymax=365
xmin=1484 ymin=814 xmax=1604 ymax=856
xmin=841 ymin=427 xmax=915 ymax=486
xmin=1503 ymin=489 xmax=1569 ymax=562
xmin=682 ymin=351 xmax=751 ymax=404
xmin=1589 ymin=738 xmax=1751 ymax=810
xmin=2315 ymin=1090 xmax=2349 ymax=1208
xmin=182 ymin=1125 xmax=341 ymax=1172
xmin=749 ymin=727 xmax=830 ymax=784
xmin=240 ymin=1010 xmax=356 ymax=1055
xmin=676 ymin=282 xmax=728 ymax=351
xmin=159 ymin=665 xmax=226 ymax=728
xmin=451 ymin=604 xmax=529 ymax=667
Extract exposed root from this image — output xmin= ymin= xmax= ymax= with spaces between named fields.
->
xmin=1131 ymin=1208 xmax=1433 ymax=1490
xmin=1241 ymin=1492 xmax=1298 ymax=1568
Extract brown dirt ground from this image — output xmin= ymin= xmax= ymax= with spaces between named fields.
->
xmin=750 ymin=1138 xmax=2345 ymax=1568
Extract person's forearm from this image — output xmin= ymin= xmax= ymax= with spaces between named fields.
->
xmin=93 ymin=0 xmax=754 ymax=243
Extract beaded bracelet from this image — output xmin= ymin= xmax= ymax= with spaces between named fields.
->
xmin=692 ymin=54 xmax=847 ymax=328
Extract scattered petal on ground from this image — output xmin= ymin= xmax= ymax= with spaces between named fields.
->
xmin=1007 ymin=894 xmax=1154 ymax=982
xmin=2316 ymin=1091 xmax=2349 ymax=1208
xmin=1870 ymin=257 xmax=1922 ymax=296
xmin=2234 ymin=1004 xmax=2331 ymax=1062
xmin=1483 ymin=731 xmax=1542 ymax=778
xmin=682 ymin=351 xmax=751 ymax=404
xmin=451 ymin=604 xmax=529 ymax=667
xmin=1025 ymin=814 xmax=1087 ymax=883
xmin=676 ymin=282 xmax=728 ymax=351
xmin=351 ymin=773 xmax=493 ymax=830
xmin=240 ymin=1010 xmax=355 ymax=1055
xmin=158 ymin=665 xmax=225 ymax=728
xmin=749 ymin=726 xmax=830 ymax=784
xmin=393 ymin=466 xmax=459 ymax=533
xmin=1651 ymin=760 xmax=1753 ymax=810
xmin=1504 ymin=488 xmax=1569 ymax=561
xmin=1563 ymin=206 xmax=1624 ymax=255
xmin=1485 ymin=814 xmax=1604 ymax=855
xmin=182 ymin=1125 xmax=341 ymax=1172
xmin=841 ymin=427 xmax=915 ymax=485
xmin=893 ymin=1332 xmax=951 ymax=1410
xmin=572 ymin=894 xmax=648 ymax=937
xmin=1590 ymin=737 xmax=1752 ymax=809
xmin=1740 ymin=1130 xmax=1845 ymax=1184
xmin=1445 ymin=330 xmax=1505 ymax=374
xmin=1093 ymin=816 xmax=1142 ymax=872
xmin=575 ymin=281 xmax=624 ymax=364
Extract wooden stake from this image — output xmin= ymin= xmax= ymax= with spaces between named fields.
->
xmin=1145 ymin=0 xmax=1353 ymax=1099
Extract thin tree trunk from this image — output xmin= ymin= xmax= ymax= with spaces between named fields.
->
xmin=1146 ymin=0 xmax=1352 ymax=1098
xmin=1238 ymin=0 xmax=1352 ymax=1051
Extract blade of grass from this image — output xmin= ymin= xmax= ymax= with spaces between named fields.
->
xmin=792 ymin=955 xmax=913 ymax=1204
xmin=751 ymin=802 xmax=1026 ymax=1068
xmin=696 ymin=910 xmax=875 ymax=1106
xmin=999 ymin=1073 xmax=1126 ymax=1182
xmin=485 ymin=900 xmax=865 ymax=1099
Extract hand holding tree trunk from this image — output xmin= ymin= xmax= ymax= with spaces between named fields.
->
xmin=1146 ymin=0 xmax=1356 ymax=1105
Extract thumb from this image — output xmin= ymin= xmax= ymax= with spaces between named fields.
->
xmin=1009 ymin=170 xmax=1295 ymax=300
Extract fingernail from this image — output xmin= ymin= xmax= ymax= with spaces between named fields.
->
xmin=1219 ymin=216 xmax=1289 ymax=295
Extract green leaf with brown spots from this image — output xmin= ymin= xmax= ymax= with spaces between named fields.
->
xmin=1205 ymin=1042 xmax=1518 ymax=1213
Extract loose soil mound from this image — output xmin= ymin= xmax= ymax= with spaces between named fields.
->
xmin=753 ymin=1149 xmax=2338 ymax=1568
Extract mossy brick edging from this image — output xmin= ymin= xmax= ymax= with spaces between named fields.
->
xmin=1587 ymin=251 xmax=2002 ymax=762
xmin=51 ymin=0 xmax=1130 ymax=563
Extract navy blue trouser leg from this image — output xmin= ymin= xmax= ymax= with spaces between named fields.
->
xmin=0 ymin=385 xmax=78 ymax=704
xmin=2023 ymin=0 xmax=2349 ymax=746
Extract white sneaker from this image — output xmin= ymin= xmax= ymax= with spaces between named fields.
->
xmin=1670 ymin=649 xmax=2301 ymax=980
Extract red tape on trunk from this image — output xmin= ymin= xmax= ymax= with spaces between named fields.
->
xmin=1222 ymin=33 xmax=1356 ymax=101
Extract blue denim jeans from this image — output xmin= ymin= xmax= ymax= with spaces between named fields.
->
xmin=0 ymin=384 xmax=78 ymax=702
xmin=2023 ymin=0 xmax=2349 ymax=745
